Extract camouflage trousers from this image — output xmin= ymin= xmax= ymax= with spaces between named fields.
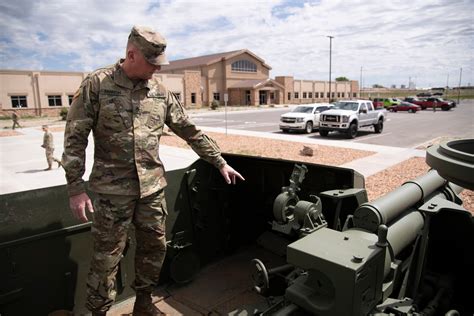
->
xmin=86 ymin=190 xmax=167 ymax=313
xmin=45 ymin=148 xmax=60 ymax=168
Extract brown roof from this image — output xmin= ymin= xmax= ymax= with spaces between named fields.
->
xmin=160 ymin=49 xmax=271 ymax=72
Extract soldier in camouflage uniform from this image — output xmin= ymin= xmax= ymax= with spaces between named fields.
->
xmin=62 ymin=26 xmax=244 ymax=316
xmin=41 ymin=125 xmax=62 ymax=170
xmin=12 ymin=110 xmax=21 ymax=129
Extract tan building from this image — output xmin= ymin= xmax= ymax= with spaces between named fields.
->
xmin=161 ymin=49 xmax=359 ymax=107
xmin=1 ymin=49 xmax=359 ymax=117
xmin=0 ymin=69 xmax=87 ymax=116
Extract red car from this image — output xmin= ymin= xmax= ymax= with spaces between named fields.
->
xmin=411 ymin=97 xmax=454 ymax=110
xmin=387 ymin=102 xmax=421 ymax=113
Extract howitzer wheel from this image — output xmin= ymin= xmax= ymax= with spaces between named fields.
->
xmin=251 ymin=258 xmax=270 ymax=295
xmin=273 ymin=192 xmax=299 ymax=224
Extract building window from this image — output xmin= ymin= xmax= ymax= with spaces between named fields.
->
xmin=48 ymin=95 xmax=62 ymax=106
xmin=191 ymin=93 xmax=196 ymax=104
xmin=320 ymin=92 xmax=324 ymax=98
xmin=270 ymin=92 xmax=275 ymax=100
xmin=68 ymin=95 xmax=74 ymax=105
xmin=341 ymin=92 xmax=345 ymax=98
xmin=331 ymin=92 xmax=335 ymax=98
xmin=327 ymin=92 xmax=330 ymax=98
xmin=302 ymin=92 xmax=307 ymax=99
xmin=309 ymin=92 xmax=313 ymax=98
xmin=288 ymin=92 xmax=291 ymax=101
xmin=294 ymin=92 xmax=299 ymax=99
xmin=11 ymin=95 xmax=28 ymax=108
xmin=231 ymin=60 xmax=257 ymax=72
xmin=213 ymin=92 xmax=220 ymax=101
xmin=353 ymin=92 xmax=357 ymax=98
xmin=337 ymin=92 xmax=341 ymax=98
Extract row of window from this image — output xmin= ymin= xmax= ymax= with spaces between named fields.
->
xmin=12 ymin=93 xmax=188 ymax=108
xmin=10 ymin=95 xmax=75 ymax=108
xmin=289 ymin=92 xmax=357 ymax=100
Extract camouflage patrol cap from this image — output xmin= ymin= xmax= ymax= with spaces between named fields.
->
xmin=128 ymin=25 xmax=169 ymax=66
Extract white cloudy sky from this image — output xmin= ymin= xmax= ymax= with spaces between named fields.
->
xmin=1 ymin=0 xmax=472 ymax=88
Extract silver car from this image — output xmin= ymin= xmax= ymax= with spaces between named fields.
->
xmin=280 ymin=103 xmax=333 ymax=133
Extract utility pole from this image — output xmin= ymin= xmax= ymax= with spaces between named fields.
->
xmin=359 ymin=66 xmax=363 ymax=97
xmin=446 ymin=73 xmax=450 ymax=97
xmin=457 ymin=67 xmax=462 ymax=105
xmin=327 ymin=35 xmax=334 ymax=102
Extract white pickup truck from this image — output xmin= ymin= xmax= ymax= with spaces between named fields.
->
xmin=279 ymin=103 xmax=333 ymax=133
xmin=319 ymin=100 xmax=386 ymax=139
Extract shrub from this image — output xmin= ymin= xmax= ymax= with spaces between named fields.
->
xmin=60 ymin=108 xmax=68 ymax=120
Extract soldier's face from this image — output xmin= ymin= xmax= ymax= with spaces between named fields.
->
xmin=133 ymin=50 xmax=161 ymax=80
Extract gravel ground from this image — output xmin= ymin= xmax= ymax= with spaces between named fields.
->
xmin=161 ymin=131 xmax=473 ymax=214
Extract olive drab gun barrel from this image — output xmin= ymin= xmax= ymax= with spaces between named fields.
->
xmin=352 ymin=169 xmax=448 ymax=233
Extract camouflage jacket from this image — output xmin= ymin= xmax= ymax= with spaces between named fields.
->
xmin=62 ymin=59 xmax=226 ymax=197
xmin=43 ymin=131 xmax=54 ymax=150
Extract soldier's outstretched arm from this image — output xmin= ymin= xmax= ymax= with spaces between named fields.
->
xmin=219 ymin=164 xmax=245 ymax=185
xmin=69 ymin=192 xmax=95 ymax=223
xmin=62 ymin=75 xmax=97 ymax=205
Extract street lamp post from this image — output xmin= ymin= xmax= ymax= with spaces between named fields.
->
xmin=327 ymin=35 xmax=334 ymax=102
xmin=457 ymin=67 xmax=462 ymax=105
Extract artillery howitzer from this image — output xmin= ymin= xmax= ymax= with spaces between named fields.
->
xmin=0 ymin=140 xmax=472 ymax=315
xmin=251 ymin=139 xmax=473 ymax=316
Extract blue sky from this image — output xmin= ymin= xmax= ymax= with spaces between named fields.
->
xmin=0 ymin=0 xmax=472 ymax=88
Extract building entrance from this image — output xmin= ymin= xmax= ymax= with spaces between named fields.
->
xmin=259 ymin=91 xmax=267 ymax=105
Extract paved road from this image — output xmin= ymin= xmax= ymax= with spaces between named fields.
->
xmin=191 ymin=100 xmax=474 ymax=148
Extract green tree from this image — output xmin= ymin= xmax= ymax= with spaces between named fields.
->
xmin=335 ymin=76 xmax=349 ymax=81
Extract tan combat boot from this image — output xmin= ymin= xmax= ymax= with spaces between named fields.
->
xmin=132 ymin=291 xmax=164 ymax=316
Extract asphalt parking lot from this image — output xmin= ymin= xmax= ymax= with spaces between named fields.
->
xmin=190 ymin=99 xmax=474 ymax=148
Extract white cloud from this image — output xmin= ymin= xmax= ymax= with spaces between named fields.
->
xmin=0 ymin=0 xmax=472 ymax=87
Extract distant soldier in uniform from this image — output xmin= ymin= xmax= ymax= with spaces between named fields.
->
xmin=41 ymin=125 xmax=62 ymax=170
xmin=62 ymin=25 xmax=244 ymax=316
xmin=12 ymin=110 xmax=22 ymax=129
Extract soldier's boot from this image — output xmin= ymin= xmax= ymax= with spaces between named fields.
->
xmin=57 ymin=160 xmax=63 ymax=168
xmin=44 ymin=166 xmax=52 ymax=171
xmin=132 ymin=291 xmax=165 ymax=316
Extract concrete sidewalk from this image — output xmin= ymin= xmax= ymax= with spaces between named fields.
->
xmin=0 ymin=125 xmax=199 ymax=194
xmin=0 ymin=117 xmax=425 ymax=194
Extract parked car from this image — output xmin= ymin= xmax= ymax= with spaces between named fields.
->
xmin=410 ymin=97 xmax=455 ymax=111
xmin=417 ymin=92 xmax=432 ymax=97
xmin=319 ymin=100 xmax=385 ymax=139
xmin=387 ymin=102 xmax=421 ymax=113
xmin=404 ymin=96 xmax=421 ymax=103
xmin=372 ymin=98 xmax=385 ymax=109
xmin=280 ymin=103 xmax=333 ymax=133
xmin=382 ymin=98 xmax=401 ymax=108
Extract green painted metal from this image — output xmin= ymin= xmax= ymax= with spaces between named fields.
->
xmin=0 ymin=153 xmax=363 ymax=315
